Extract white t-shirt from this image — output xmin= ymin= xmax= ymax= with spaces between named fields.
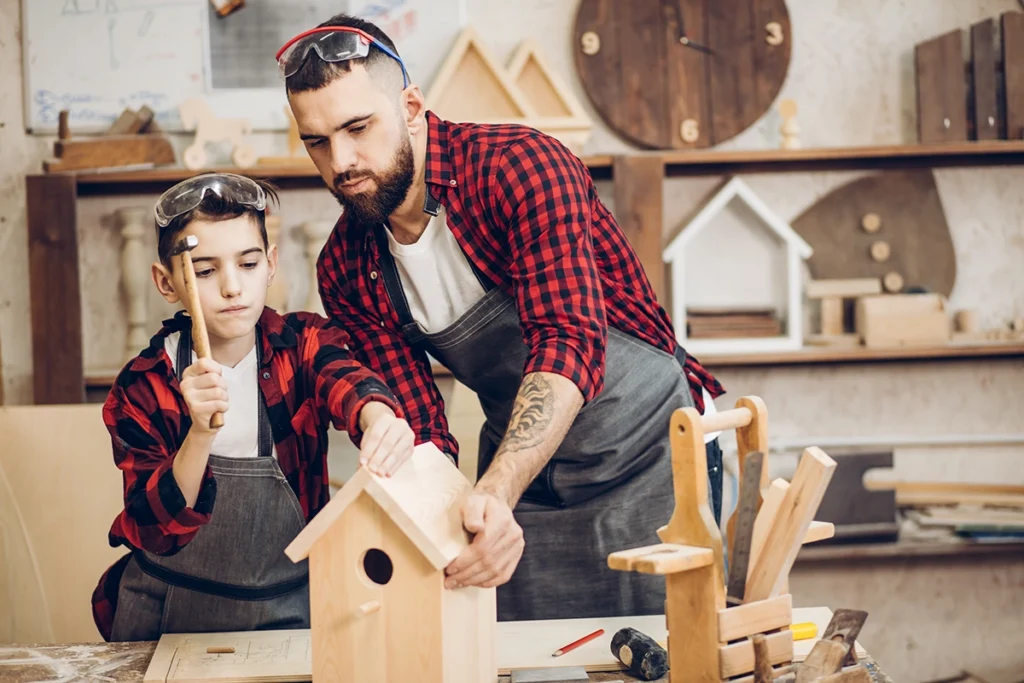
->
xmin=384 ymin=206 xmax=486 ymax=334
xmin=165 ymin=332 xmax=276 ymax=459
xmin=701 ymin=387 xmax=720 ymax=444
xmin=382 ymin=209 xmax=720 ymax=442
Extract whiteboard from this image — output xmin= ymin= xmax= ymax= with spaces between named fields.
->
xmin=21 ymin=0 xmax=465 ymax=134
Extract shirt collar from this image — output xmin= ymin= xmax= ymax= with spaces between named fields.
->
xmin=424 ymin=110 xmax=452 ymax=189
xmin=130 ymin=307 xmax=297 ymax=376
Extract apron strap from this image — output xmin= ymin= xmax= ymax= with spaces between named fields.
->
xmin=131 ymin=549 xmax=308 ymax=601
xmin=373 ymin=221 xmax=494 ymax=351
xmin=175 ymin=319 xmax=274 ymax=459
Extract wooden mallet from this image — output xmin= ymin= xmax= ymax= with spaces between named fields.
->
xmin=171 ymin=234 xmax=224 ymax=429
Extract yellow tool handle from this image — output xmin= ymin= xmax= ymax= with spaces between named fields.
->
xmin=791 ymin=622 xmax=818 ymax=641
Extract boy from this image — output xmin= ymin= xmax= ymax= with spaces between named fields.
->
xmin=92 ymin=172 xmax=414 ymax=642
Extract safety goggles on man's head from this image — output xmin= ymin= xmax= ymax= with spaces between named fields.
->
xmin=275 ymin=27 xmax=409 ymax=87
xmin=154 ymin=173 xmax=267 ymax=228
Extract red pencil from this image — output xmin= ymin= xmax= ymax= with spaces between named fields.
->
xmin=551 ymin=628 xmax=605 ymax=657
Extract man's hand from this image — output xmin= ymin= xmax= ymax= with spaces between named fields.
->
xmin=444 ymin=490 xmax=525 ymax=589
xmin=180 ymin=358 xmax=228 ymax=436
xmin=358 ymin=401 xmax=415 ymax=477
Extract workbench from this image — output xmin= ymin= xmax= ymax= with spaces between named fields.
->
xmin=0 ymin=641 xmax=894 ymax=682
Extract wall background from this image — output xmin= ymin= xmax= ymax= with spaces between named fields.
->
xmin=1 ymin=1 xmax=1022 ymax=679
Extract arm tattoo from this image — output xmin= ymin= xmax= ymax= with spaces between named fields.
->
xmin=502 ymin=374 xmax=553 ymax=450
xmin=477 ymin=372 xmax=583 ymax=507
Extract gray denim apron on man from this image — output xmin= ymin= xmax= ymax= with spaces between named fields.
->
xmin=374 ymin=221 xmax=722 ymax=622
xmin=109 ymin=328 xmax=310 ymax=641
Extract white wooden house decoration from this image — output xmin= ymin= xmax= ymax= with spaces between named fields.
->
xmin=662 ymin=177 xmax=813 ymax=355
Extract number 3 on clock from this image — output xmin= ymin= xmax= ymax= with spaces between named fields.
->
xmin=766 ymin=21 xmax=784 ymax=46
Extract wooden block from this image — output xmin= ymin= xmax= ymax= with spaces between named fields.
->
xmin=607 ymin=543 xmax=713 ymax=575
xmin=747 ymin=479 xmax=789 ymax=583
xmin=745 ymin=448 xmax=837 ymax=602
xmin=106 ymin=108 xmax=147 ymax=135
xmin=820 ymin=297 xmax=844 ymax=336
xmin=805 ymin=279 xmax=883 ymax=299
xmin=719 ymin=629 xmax=794 ymax=678
xmin=805 ymin=334 xmax=861 ymax=348
xmin=803 ymin=521 xmax=835 ymax=544
xmin=1003 ymin=12 xmax=1024 ymax=139
xmin=971 ymin=19 xmax=1000 ymax=140
xmin=667 ymin=566 xmax=721 ymax=681
xmin=44 ymin=135 xmax=175 ymax=172
xmin=855 ymin=294 xmax=950 ymax=348
xmin=915 ymin=29 xmax=968 ymax=143
xmin=718 ymin=594 xmax=792 ymax=642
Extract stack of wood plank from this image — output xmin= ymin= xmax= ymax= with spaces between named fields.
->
xmin=687 ymin=308 xmax=782 ymax=339
xmin=885 ymin=482 xmax=1024 ymax=541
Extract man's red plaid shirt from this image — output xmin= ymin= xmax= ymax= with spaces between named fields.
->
xmin=317 ymin=111 xmax=725 ymax=458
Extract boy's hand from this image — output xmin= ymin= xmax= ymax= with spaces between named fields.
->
xmin=180 ymin=358 xmax=229 ymax=436
xmin=358 ymin=402 xmax=415 ymax=477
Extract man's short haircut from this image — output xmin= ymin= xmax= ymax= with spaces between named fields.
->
xmin=284 ymin=13 xmax=405 ymax=94
xmin=156 ymin=179 xmax=280 ymax=268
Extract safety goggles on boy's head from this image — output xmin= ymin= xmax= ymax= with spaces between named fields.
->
xmin=154 ymin=173 xmax=267 ymax=228
xmin=275 ymin=26 xmax=410 ymax=87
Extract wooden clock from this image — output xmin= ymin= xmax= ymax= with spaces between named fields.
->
xmin=573 ymin=0 xmax=792 ymax=149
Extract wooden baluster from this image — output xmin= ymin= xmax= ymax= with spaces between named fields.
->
xmin=302 ymin=220 xmax=334 ymax=316
xmin=265 ymin=214 xmax=289 ymax=312
xmin=117 ymin=207 xmax=150 ymax=364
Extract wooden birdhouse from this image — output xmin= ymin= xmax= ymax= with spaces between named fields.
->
xmin=285 ymin=443 xmax=497 ymax=683
xmin=662 ymin=177 xmax=814 ymax=355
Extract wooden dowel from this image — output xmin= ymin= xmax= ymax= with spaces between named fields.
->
xmin=700 ymin=407 xmax=753 ymax=434
xmin=358 ymin=600 xmax=381 ymax=616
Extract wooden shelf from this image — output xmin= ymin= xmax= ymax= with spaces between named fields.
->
xmin=699 ymin=342 xmax=1024 ymax=368
xmin=797 ymin=538 xmax=1024 ymax=562
xmin=659 ymin=140 xmax=1024 ymax=176
xmin=69 ymin=155 xmax=616 ymax=195
xmin=58 ymin=141 xmax=1024 ymax=195
xmin=83 ymin=342 xmax=1024 ymax=392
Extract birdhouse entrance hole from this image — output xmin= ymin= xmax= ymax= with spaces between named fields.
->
xmin=362 ymin=548 xmax=394 ymax=585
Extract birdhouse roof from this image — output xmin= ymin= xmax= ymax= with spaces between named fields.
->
xmin=284 ymin=443 xmax=472 ymax=570
xmin=662 ymin=176 xmax=813 ymax=263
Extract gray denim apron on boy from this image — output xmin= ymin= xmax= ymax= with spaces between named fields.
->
xmin=109 ymin=328 xmax=310 ymax=641
xmin=374 ymin=222 xmax=721 ymax=621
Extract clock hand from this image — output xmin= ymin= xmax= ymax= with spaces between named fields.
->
xmin=670 ymin=0 xmax=716 ymax=56
xmin=679 ymin=36 xmax=716 ymax=56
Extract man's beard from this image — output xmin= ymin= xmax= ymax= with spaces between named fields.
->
xmin=331 ymin=135 xmax=415 ymax=227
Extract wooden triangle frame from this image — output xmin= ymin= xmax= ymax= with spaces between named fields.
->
xmin=426 ymin=27 xmax=593 ymax=154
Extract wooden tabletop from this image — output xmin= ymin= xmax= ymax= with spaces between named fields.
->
xmin=0 ymin=641 xmax=893 ymax=682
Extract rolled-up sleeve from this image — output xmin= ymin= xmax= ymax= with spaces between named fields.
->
xmin=486 ymin=134 xmax=607 ymax=402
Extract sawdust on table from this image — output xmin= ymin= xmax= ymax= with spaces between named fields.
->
xmin=0 ymin=641 xmax=156 ymax=683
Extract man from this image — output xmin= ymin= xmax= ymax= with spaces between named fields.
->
xmin=278 ymin=14 xmax=726 ymax=621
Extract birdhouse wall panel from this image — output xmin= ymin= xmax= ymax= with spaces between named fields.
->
xmin=309 ymin=491 xmax=444 ymax=683
xmin=443 ymin=582 xmax=499 ymax=683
